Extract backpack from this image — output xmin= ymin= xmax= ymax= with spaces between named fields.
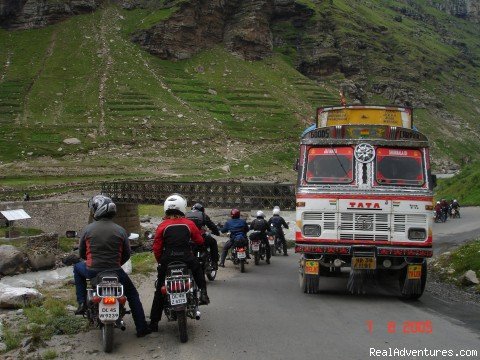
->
xmin=252 ymin=218 xmax=267 ymax=232
xmin=185 ymin=210 xmax=205 ymax=230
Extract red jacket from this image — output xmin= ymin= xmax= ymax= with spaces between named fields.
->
xmin=152 ymin=217 xmax=204 ymax=262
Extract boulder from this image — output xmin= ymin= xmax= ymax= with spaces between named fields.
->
xmin=0 ymin=245 xmax=26 ymax=276
xmin=0 ymin=283 xmax=43 ymax=309
xmin=460 ymin=270 xmax=480 ymax=286
xmin=63 ymin=137 xmax=81 ymax=145
xmin=27 ymin=253 xmax=56 ymax=271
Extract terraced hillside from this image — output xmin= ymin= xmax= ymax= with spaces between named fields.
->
xmin=0 ymin=0 xmax=479 ymax=196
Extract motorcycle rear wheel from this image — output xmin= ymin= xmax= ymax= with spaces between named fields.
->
xmin=102 ymin=323 xmax=114 ymax=353
xmin=270 ymin=245 xmax=276 ymax=256
xmin=240 ymin=259 xmax=245 ymax=273
xmin=177 ymin=310 xmax=188 ymax=343
xmin=254 ymin=253 xmax=260 ymax=265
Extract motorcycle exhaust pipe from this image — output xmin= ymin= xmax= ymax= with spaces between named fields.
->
xmin=195 ymin=310 xmax=201 ymax=320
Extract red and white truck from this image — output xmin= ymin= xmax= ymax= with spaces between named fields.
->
xmin=295 ymin=105 xmax=435 ymax=299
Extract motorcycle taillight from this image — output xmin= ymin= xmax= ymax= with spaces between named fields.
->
xmin=103 ymin=297 xmax=117 ymax=305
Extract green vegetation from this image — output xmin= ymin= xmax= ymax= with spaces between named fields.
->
xmin=131 ymin=252 xmax=156 ymax=275
xmin=435 ymin=163 xmax=480 ymax=206
xmin=139 ymin=204 xmax=164 ymax=217
xmin=0 ymin=227 xmax=43 ymax=239
xmin=1 ymin=286 xmax=85 ymax=353
xmin=58 ymin=236 xmax=77 ymax=252
xmin=42 ymin=350 xmax=58 ymax=360
xmin=432 ymin=239 xmax=480 ymax=292
xmin=0 ymin=0 xmax=479 ymax=191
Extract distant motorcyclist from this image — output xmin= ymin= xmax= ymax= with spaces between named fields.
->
xmin=73 ymin=195 xmax=151 ymax=337
xmin=185 ymin=203 xmax=220 ymax=270
xmin=451 ymin=199 xmax=460 ymax=217
xmin=267 ymin=206 xmax=289 ymax=256
xmin=219 ymin=208 xmax=249 ymax=267
xmin=149 ymin=194 xmax=209 ymax=332
xmin=249 ymin=210 xmax=271 ymax=264
xmin=440 ymin=198 xmax=449 ymax=221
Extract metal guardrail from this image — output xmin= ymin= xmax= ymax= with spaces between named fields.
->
xmin=101 ymin=181 xmax=296 ymax=210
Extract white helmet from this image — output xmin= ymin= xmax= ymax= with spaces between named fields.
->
xmin=256 ymin=210 xmax=265 ymax=218
xmin=454 ymin=199 xmax=457 ymax=202
xmin=436 ymin=201 xmax=440 ymax=204
xmin=164 ymin=193 xmax=187 ymax=215
xmin=273 ymin=207 xmax=280 ymax=215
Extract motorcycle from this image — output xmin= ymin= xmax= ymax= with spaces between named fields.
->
xmin=229 ymin=237 xmax=248 ymax=273
xmin=85 ymin=271 xmax=128 ymax=353
xmin=267 ymin=232 xmax=276 ymax=257
xmin=249 ymin=231 xmax=267 ymax=265
xmin=160 ymin=261 xmax=201 ymax=343
xmin=194 ymin=243 xmax=217 ymax=281
xmin=450 ymin=207 xmax=461 ymax=219
xmin=434 ymin=209 xmax=446 ymax=223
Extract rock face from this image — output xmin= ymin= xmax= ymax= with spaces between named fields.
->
xmin=0 ymin=245 xmax=26 ymax=276
xmin=429 ymin=0 xmax=480 ymax=22
xmin=0 ymin=0 xmax=102 ymax=29
xmin=132 ymin=0 xmax=312 ymax=61
xmin=0 ymin=283 xmax=43 ymax=309
xmin=460 ymin=270 xmax=480 ymax=286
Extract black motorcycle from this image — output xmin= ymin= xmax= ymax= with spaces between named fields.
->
xmin=249 ymin=231 xmax=267 ymax=265
xmin=194 ymin=243 xmax=217 ymax=281
xmin=160 ymin=261 xmax=201 ymax=343
xmin=85 ymin=271 xmax=128 ymax=353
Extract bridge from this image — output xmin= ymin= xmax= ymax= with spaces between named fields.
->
xmin=101 ymin=181 xmax=297 ymax=210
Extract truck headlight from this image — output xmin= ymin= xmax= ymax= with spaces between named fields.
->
xmin=408 ymin=228 xmax=426 ymax=241
xmin=303 ymin=224 xmax=321 ymax=237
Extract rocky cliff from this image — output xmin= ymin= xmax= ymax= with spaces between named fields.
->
xmin=132 ymin=0 xmax=312 ymax=61
xmin=429 ymin=0 xmax=480 ymax=22
xmin=0 ymin=0 xmax=101 ymax=29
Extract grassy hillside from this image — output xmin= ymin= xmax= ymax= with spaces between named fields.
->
xmin=435 ymin=163 xmax=480 ymax=206
xmin=0 ymin=0 xmax=479 ymax=197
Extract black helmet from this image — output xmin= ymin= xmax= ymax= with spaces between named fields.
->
xmin=192 ymin=203 xmax=205 ymax=212
xmin=88 ymin=195 xmax=117 ymax=220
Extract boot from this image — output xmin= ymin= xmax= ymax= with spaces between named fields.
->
xmin=199 ymin=289 xmax=210 ymax=305
xmin=148 ymin=321 xmax=159 ymax=333
xmin=74 ymin=302 xmax=86 ymax=316
xmin=266 ymin=258 xmax=270 ymax=264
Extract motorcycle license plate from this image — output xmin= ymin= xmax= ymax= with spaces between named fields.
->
xmin=352 ymin=257 xmax=376 ymax=270
xmin=305 ymin=261 xmax=319 ymax=275
xmin=268 ymin=239 xmax=274 ymax=245
xmin=237 ymin=251 xmax=246 ymax=259
xmin=252 ymin=243 xmax=260 ymax=251
xmin=170 ymin=293 xmax=187 ymax=305
xmin=407 ymin=264 xmax=422 ymax=280
xmin=99 ymin=301 xmax=119 ymax=321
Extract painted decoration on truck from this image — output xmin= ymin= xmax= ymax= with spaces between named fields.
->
xmin=317 ymin=106 xmax=412 ymax=128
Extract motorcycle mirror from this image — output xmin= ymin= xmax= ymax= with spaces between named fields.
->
xmin=431 ymin=174 xmax=437 ymax=188
xmin=293 ymin=158 xmax=299 ymax=171
xmin=65 ymin=230 xmax=77 ymax=238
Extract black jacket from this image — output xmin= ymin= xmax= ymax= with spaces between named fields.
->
xmin=79 ymin=219 xmax=130 ymax=271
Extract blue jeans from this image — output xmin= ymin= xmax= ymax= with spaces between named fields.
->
xmin=73 ymin=261 xmax=149 ymax=333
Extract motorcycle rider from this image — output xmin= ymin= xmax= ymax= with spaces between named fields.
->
xmin=451 ymin=199 xmax=461 ymax=217
xmin=149 ymin=194 xmax=209 ymax=332
xmin=73 ymin=195 xmax=151 ymax=337
xmin=267 ymin=206 xmax=289 ymax=256
xmin=440 ymin=198 xmax=449 ymax=221
xmin=185 ymin=203 xmax=220 ymax=270
xmin=249 ymin=210 xmax=271 ymax=264
xmin=434 ymin=201 xmax=443 ymax=221
xmin=219 ymin=208 xmax=249 ymax=267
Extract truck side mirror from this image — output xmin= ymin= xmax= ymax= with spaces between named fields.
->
xmin=431 ymin=174 xmax=437 ymax=188
xmin=294 ymin=158 xmax=299 ymax=171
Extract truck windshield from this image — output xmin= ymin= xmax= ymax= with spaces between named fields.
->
xmin=376 ymin=148 xmax=424 ymax=186
xmin=305 ymin=147 xmax=353 ymax=184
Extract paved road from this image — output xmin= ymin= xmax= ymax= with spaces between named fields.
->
xmin=47 ymin=209 xmax=480 ymax=359
xmin=54 ymin=260 xmax=479 ymax=360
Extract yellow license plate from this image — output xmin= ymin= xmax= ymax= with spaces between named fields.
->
xmin=305 ymin=261 xmax=319 ymax=275
xmin=352 ymin=257 xmax=376 ymax=270
xmin=407 ymin=264 xmax=422 ymax=279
